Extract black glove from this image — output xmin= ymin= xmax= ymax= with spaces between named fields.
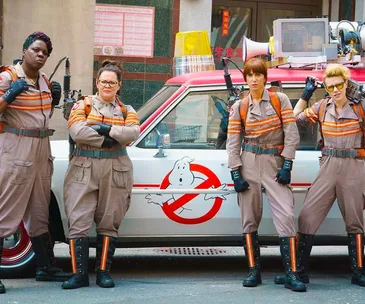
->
xmin=90 ymin=123 xmax=112 ymax=136
xmin=276 ymin=159 xmax=293 ymax=185
xmin=51 ymin=81 xmax=62 ymax=106
xmin=301 ymin=76 xmax=317 ymax=102
xmin=230 ymin=169 xmax=250 ymax=193
xmin=101 ymin=136 xmax=115 ymax=148
xmin=2 ymin=79 xmax=29 ymax=104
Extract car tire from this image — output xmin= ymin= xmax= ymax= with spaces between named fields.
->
xmin=0 ymin=222 xmax=36 ymax=278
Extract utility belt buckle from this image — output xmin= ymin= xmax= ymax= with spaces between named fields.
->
xmin=92 ymin=150 xmax=103 ymax=158
xmin=17 ymin=128 xmax=27 ymax=136
xmin=334 ymin=149 xmax=345 ymax=158
xmin=39 ymin=128 xmax=48 ymax=138
xmin=250 ymin=144 xmax=262 ymax=154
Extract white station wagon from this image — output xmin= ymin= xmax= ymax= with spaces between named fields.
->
xmin=1 ymin=67 xmax=365 ymax=277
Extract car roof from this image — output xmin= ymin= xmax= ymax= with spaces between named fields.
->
xmin=166 ymin=68 xmax=365 ymax=86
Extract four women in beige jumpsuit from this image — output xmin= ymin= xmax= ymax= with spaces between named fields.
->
xmin=2 ymin=44 xmax=361 ymax=293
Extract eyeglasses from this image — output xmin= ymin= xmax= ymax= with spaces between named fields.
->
xmin=98 ymin=80 xmax=119 ymax=88
xmin=325 ymin=82 xmax=345 ymax=92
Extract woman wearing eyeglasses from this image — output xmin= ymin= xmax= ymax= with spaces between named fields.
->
xmin=62 ymin=60 xmax=140 ymax=290
xmin=275 ymin=64 xmax=365 ymax=288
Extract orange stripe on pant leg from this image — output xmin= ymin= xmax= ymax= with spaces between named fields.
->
xmin=356 ymin=234 xmax=363 ymax=268
xmin=295 ymin=233 xmax=299 ymax=249
xmin=100 ymin=236 xmax=110 ymax=271
xmin=70 ymin=240 xmax=77 ymax=274
xmin=290 ymin=237 xmax=297 ymax=272
xmin=245 ymin=234 xmax=255 ymax=268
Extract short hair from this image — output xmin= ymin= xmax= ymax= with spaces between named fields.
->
xmin=97 ymin=60 xmax=122 ymax=82
xmin=23 ymin=32 xmax=53 ymax=56
xmin=324 ymin=64 xmax=350 ymax=82
xmin=243 ymin=58 xmax=267 ymax=82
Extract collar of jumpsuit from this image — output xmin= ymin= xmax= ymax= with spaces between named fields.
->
xmin=13 ymin=62 xmax=49 ymax=92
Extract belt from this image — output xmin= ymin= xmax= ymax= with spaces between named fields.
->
xmin=242 ymin=143 xmax=283 ymax=155
xmin=321 ymin=147 xmax=365 ymax=158
xmin=72 ymin=148 xmax=127 ymax=159
xmin=2 ymin=125 xmax=54 ymax=138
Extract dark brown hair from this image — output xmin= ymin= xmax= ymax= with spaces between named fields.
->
xmin=97 ymin=60 xmax=123 ymax=81
xmin=23 ymin=32 xmax=53 ymax=56
xmin=243 ymin=58 xmax=267 ymax=82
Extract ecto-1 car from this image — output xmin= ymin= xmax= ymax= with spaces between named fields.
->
xmin=2 ymin=67 xmax=365 ymax=277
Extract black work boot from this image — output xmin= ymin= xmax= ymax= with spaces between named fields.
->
xmin=279 ymin=237 xmax=307 ymax=292
xmin=0 ymin=238 xmax=5 ymax=294
xmin=30 ymin=232 xmax=72 ymax=282
xmin=62 ymin=238 xmax=89 ymax=289
xmin=242 ymin=231 xmax=262 ymax=287
xmin=95 ymin=235 xmax=117 ymax=288
xmin=348 ymin=233 xmax=365 ymax=287
xmin=274 ymin=233 xmax=313 ymax=284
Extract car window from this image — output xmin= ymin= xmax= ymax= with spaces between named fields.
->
xmin=137 ymin=86 xmax=329 ymax=151
xmin=137 ymin=85 xmax=180 ymax=125
xmin=137 ymin=90 xmax=230 ymax=149
xmin=284 ymin=87 xmax=327 ymax=151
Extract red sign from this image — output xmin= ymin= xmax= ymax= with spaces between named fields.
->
xmin=222 ymin=10 xmax=230 ymax=37
xmin=160 ymin=164 xmax=224 ymax=225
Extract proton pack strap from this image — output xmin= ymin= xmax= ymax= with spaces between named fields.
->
xmin=72 ymin=148 xmax=127 ymax=159
xmin=242 ymin=142 xmax=284 ymax=155
xmin=83 ymin=96 xmax=93 ymax=117
xmin=317 ymin=98 xmax=330 ymax=148
xmin=2 ymin=125 xmax=54 ymax=138
xmin=318 ymin=98 xmax=330 ymax=123
xmin=268 ymin=92 xmax=281 ymax=123
xmin=41 ymin=74 xmax=51 ymax=90
xmin=0 ymin=66 xmax=18 ymax=82
xmin=240 ymin=93 xmax=281 ymax=126
xmin=115 ymin=97 xmax=128 ymax=119
xmin=239 ymin=97 xmax=249 ymax=125
xmin=352 ymin=103 xmax=365 ymax=148
xmin=82 ymin=96 xmax=127 ymax=119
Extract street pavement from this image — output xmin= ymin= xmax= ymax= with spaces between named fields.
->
xmin=1 ymin=245 xmax=364 ymax=304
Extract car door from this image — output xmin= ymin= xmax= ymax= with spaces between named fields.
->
xmin=120 ymin=86 xmax=242 ymax=237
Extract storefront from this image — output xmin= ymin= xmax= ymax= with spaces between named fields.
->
xmin=210 ymin=0 xmax=322 ymax=68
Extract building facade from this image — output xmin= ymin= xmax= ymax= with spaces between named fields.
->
xmin=0 ymin=0 xmax=364 ymax=139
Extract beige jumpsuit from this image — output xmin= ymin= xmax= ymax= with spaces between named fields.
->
xmin=227 ymin=90 xmax=300 ymax=237
xmin=297 ymin=98 xmax=365 ymax=234
xmin=64 ymin=95 xmax=140 ymax=239
xmin=0 ymin=63 xmax=53 ymax=238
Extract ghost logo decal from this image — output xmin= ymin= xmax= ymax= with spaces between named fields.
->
xmin=145 ymin=156 xmax=229 ymax=224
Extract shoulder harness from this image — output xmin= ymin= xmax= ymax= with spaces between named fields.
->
xmin=82 ymin=95 xmax=128 ymax=119
xmin=240 ymin=92 xmax=281 ymax=125
xmin=318 ymin=98 xmax=365 ymax=147
xmin=0 ymin=65 xmax=51 ymax=89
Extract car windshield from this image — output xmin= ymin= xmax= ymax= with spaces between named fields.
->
xmin=138 ymin=85 xmax=180 ymax=125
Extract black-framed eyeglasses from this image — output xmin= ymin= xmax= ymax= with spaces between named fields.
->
xmin=98 ymin=80 xmax=119 ymax=88
xmin=325 ymin=82 xmax=345 ymax=92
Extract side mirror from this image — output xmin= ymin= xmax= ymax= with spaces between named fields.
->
xmin=157 ymin=133 xmax=171 ymax=149
xmin=154 ymin=134 xmax=170 ymax=158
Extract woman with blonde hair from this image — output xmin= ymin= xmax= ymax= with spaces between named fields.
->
xmin=275 ymin=64 xmax=365 ymax=287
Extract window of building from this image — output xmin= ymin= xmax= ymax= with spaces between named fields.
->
xmin=339 ymin=0 xmax=355 ymax=20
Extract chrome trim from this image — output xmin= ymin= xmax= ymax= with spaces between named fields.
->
xmin=132 ymin=187 xmax=308 ymax=194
